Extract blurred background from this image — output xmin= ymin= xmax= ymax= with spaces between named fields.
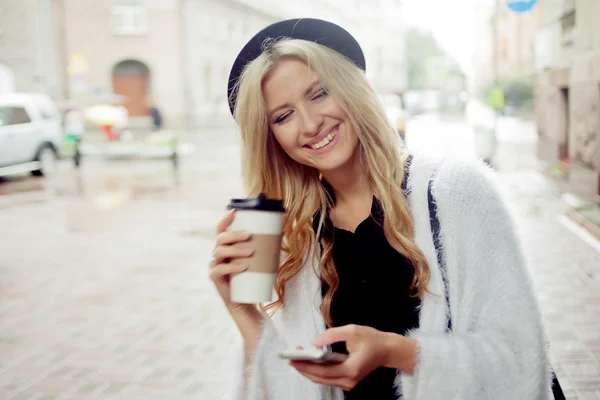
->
xmin=0 ymin=0 xmax=599 ymax=399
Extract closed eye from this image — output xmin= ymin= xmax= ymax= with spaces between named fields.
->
xmin=274 ymin=111 xmax=293 ymax=124
xmin=311 ymin=89 xmax=328 ymax=101
xmin=272 ymin=89 xmax=327 ymax=125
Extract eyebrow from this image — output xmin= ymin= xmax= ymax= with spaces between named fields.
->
xmin=268 ymin=80 xmax=322 ymax=118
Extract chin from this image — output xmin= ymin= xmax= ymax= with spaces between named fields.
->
xmin=312 ymin=155 xmax=352 ymax=172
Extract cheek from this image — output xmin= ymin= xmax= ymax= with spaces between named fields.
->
xmin=329 ymin=101 xmax=349 ymax=120
xmin=349 ymin=129 xmax=359 ymax=145
xmin=272 ymin=129 xmax=299 ymax=157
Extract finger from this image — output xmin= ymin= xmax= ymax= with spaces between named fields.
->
xmin=294 ymin=370 xmax=353 ymax=391
xmin=289 ymin=361 xmax=346 ymax=379
xmin=209 ymin=263 xmax=248 ymax=281
xmin=312 ymin=325 xmax=358 ymax=348
xmin=213 ymin=245 xmax=254 ymax=262
xmin=296 ymin=370 xmax=331 ymax=386
xmin=216 ymin=209 xmax=236 ymax=234
xmin=215 ymin=230 xmax=251 ymax=247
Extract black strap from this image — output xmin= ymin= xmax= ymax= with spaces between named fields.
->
xmin=427 ymin=174 xmax=564 ymax=399
xmin=551 ymin=375 xmax=566 ymax=399
xmin=401 ymin=154 xmax=413 ymax=193
xmin=427 ymin=177 xmax=452 ymax=332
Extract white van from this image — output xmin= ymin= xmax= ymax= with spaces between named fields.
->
xmin=0 ymin=93 xmax=62 ymax=177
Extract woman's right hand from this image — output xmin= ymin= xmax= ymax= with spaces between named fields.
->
xmin=209 ymin=210 xmax=264 ymax=341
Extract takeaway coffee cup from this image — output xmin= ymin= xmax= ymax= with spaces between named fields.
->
xmin=227 ymin=193 xmax=285 ymax=304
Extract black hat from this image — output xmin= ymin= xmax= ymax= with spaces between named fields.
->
xmin=227 ymin=18 xmax=366 ymax=116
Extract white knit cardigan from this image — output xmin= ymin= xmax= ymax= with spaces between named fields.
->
xmin=225 ymin=154 xmax=551 ymax=400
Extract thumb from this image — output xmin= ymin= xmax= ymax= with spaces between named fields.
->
xmin=216 ymin=209 xmax=235 ymax=234
xmin=312 ymin=326 xmax=353 ymax=348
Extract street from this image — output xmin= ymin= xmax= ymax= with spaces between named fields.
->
xmin=1 ymin=115 xmax=599 ymax=400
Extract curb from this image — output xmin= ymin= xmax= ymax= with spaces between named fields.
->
xmin=565 ymin=207 xmax=600 ymax=242
xmin=0 ymin=191 xmax=51 ymax=210
xmin=561 ymin=193 xmax=600 ymax=242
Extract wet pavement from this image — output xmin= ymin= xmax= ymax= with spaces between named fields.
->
xmin=0 ymin=117 xmax=599 ymax=399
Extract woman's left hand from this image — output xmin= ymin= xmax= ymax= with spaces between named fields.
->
xmin=289 ymin=324 xmax=417 ymax=391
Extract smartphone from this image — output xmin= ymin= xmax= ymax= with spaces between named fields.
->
xmin=279 ymin=349 xmax=348 ymax=364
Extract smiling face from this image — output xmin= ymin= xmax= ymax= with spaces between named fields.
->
xmin=262 ymin=57 xmax=360 ymax=174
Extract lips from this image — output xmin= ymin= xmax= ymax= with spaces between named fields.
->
xmin=305 ymin=124 xmax=340 ymax=149
xmin=303 ymin=125 xmax=340 ymax=155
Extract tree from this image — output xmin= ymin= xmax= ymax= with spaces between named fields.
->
xmin=405 ymin=28 xmax=450 ymax=90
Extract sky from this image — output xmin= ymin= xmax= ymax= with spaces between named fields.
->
xmin=400 ymin=0 xmax=497 ymax=76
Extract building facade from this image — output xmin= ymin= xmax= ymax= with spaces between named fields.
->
xmin=535 ymin=0 xmax=600 ymax=200
xmin=0 ymin=0 xmax=59 ymax=96
xmin=56 ymin=0 xmax=188 ymax=126
xmin=472 ymin=0 xmax=600 ymax=200
xmin=180 ymin=0 xmax=277 ymax=128
xmin=471 ymin=1 xmax=543 ymax=96
xmin=1 ymin=0 xmax=408 ymax=130
xmin=50 ymin=0 xmax=278 ymax=128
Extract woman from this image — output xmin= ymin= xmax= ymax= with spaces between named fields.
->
xmin=210 ymin=18 xmax=551 ymax=400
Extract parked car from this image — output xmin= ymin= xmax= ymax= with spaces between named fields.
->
xmin=378 ymin=93 xmax=408 ymax=140
xmin=0 ymin=93 xmax=62 ymax=177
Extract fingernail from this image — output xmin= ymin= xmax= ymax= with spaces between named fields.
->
xmin=238 ymin=264 xmax=249 ymax=271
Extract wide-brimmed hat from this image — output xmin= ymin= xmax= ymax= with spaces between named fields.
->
xmin=227 ymin=18 xmax=366 ymax=117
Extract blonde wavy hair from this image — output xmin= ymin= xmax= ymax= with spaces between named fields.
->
xmin=232 ymin=38 xmax=430 ymax=327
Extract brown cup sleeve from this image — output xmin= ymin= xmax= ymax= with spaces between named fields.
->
xmin=230 ymin=234 xmax=282 ymax=273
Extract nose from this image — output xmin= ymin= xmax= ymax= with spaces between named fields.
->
xmin=297 ymin=106 xmax=323 ymax=138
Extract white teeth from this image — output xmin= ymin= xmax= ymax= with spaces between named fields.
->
xmin=310 ymin=130 xmax=337 ymax=150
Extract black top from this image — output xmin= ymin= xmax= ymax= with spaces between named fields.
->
xmin=314 ymin=187 xmax=420 ymax=399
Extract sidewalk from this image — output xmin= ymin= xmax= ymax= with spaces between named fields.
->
xmin=0 ymin=186 xmax=239 ymax=400
xmin=0 ymin=130 xmax=244 ymax=399
xmin=492 ymin=117 xmax=600 ymax=399
xmin=494 ymin=116 xmax=600 ymax=242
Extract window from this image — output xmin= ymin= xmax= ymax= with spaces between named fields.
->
xmin=111 ymin=0 xmax=148 ymax=35
xmin=204 ymin=64 xmax=212 ymax=102
xmin=223 ymin=19 xmax=230 ymax=38
xmin=0 ymin=106 xmax=32 ymax=126
xmin=500 ymin=36 xmax=509 ymax=60
xmin=34 ymin=99 xmax=57 ymax=120
xmin=561 ymin=10 xmax=576 ymax=47
xmin=199 ymin=13 xmax=211 ymax=38
xmin=232 ymin=16 xmax=242 ymax=39
xmin=215 ymin=17 xmax=228 ymax=39
xmin=240 ymin=19 xmax=249 ymax=38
